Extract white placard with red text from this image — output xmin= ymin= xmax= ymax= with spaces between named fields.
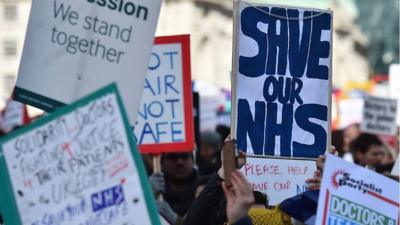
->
xmin=241 ymin=157 xmax=316 ymax=205
xmin=316 ymin=155 xmax=399 ymax=225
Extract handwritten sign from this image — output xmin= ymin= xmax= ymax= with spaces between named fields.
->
xmin=135 ymin=35 xmax=194 ymax=153
xmin=14 ymin=0 xmax=161 ymax=124
xmin=231 ymin=2 xmax=332 ymax=158
xmin=361 ymin=96 xmax=398 ymax=136
xmin=241 ymin=157 xmax=316 ymax=205
xmin=316 ymin=155 xmax=399 ymax=225
xmin=0 ymin=84 xmax=160 ymax=225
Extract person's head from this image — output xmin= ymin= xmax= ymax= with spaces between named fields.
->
xmin=251 ymin=191 xmax=268 ymax=209
xmin=343 ymin=123 xmax=361 ymax=152
xmin=199 ymin=131 xmax=222 ymax=162
xmin=162 ymin=152 xmax=194 ymax=182
xmin=381 ymin=145 xmax=395 ymax=165
xmin=350 ymin=133 xmax=384 ymax=167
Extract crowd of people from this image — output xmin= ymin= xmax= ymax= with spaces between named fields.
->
xmin=137 ymin=124 xmax=399 ymax=225
xmin=0 ymin=120 xmax=398 ymax=225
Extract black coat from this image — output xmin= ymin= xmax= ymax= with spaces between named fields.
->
xmin=164 ymin=170 xmax=199 ymax=217
xmin=232 ymin=217 xmax=253 ymax=225
xmin=182 ymin=173 xmax=226 ymax=225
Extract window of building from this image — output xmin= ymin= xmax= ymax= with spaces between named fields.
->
xmin=3 ymin=74 xmax=15 ymax=96
xmin=4 ymin=4 xmax=17 ymax=21
xmin=3 ymin=40 xmax=17 ymax=57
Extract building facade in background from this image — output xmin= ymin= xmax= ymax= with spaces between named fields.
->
xmin=0 ymin=0 xmax=396 ymax=112
xmin=157 ymin=0 xmax=233 ymax=90
xmin=156 ymin=0 xmax=372 ymax=89
xmin=0 ymin=0 xmax=30 ymax=109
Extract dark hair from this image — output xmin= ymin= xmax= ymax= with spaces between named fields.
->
xmin=161 ymin=152 xmax=194 ymax=162
xmin=349 ymin=133 xmax=383 ymax=154
xmin=216 ymin=125 xmax=230 ymax=143
xmin=331 ymin=129 xmax=344 ymax=156
xmin=253 ymin=191 xmax=268 ymax=207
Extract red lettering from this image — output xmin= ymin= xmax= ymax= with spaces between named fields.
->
xmin=244 ymin=163 xmax=251 ymax=176
xmin=271 ymin=165 xmax=281 ymax=175
xmin=244 ymin=164 xmax=282 ymax=176
xmin=274 ymin=181 xmax=291 ymax=191
xmin=288 ymin=166 xmax=305 ymax=175
xmin=251 ymin=182 xmax=269 ymax=191
xmin=256 ymin=164 xmax=262 ymax=175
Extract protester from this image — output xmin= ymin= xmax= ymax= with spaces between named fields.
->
xmin=149 ymin=171 xmax=184 ymax=225
xmin=182 ymin=137 xmax=246 ymax=225
xmin=381 ymin=144 xmax=396 ymax=165
xmin=222 ymin=170 xmax=254 ymax=225
xmin=349 ymin=133 xmax=385 ymax=168
xmin=162 ymin=152 xmax=199 ymax=217
xmin=197 ymin=131 xmax=222 ymax=175
xmin=183 ymin=136 xmax=296 ymax=225
xmin=342 ymin=123 xmax=361 ymax=162
xmin=252 ymin=191 xmax=268 ymax=209
xmin=194 ymin=175 xmax=212 ymax=198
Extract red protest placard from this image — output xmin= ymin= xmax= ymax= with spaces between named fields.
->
xmin=135 ymin=35 xmax=194 ymax=153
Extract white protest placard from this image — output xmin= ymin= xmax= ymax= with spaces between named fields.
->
xmin=389 ymin=64 xmax=400 ymax=125
xmin=134 ymin=35 xmax=194 ymax=154
xmin=231 ymin=1 xmax=332 ymax=158
xmin=361 ymin=96 xmax=398 ymax=136
xmin=14 ymin=0 xmax=162 ymax=124
xmin=316 ymin=155 xmax=399 ymax=225
xmin=0 ymin=100 xmax=30 ymax=133
xmin=0 ymin=84 xmax=160 ymax=225
xmin=241 ymin=157 xmax=316 ymax=205
xmin=338 ymin=98 xmax=364 ymax=129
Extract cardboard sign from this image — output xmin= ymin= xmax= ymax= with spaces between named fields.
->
xmin=135 ymin=35 xmax=194 ymax=153
xmin=241 ymin=157 xmax=316 ymax=205
xmin=316 ymin=155 xmax=399 ymax=225
xmin=361 ymin=96 xmax=398 ymax=136
xmin=14 ymin=0 xmax=162 ymax=124
xmin=389 ymin=64 xmax=400 ymax=125
xmin=0 ymin=84 xmax=160 ymax=225
xmin=338 ymin=98 xmax=364 ymax=129
xmin=231 ymin=1 xmax=332 ymax=158
xmin=0 ymin=100 xmax=30 ymax=133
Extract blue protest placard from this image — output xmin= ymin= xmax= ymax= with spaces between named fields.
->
xmin=232 ymin=1 xmax=333 ymax=158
